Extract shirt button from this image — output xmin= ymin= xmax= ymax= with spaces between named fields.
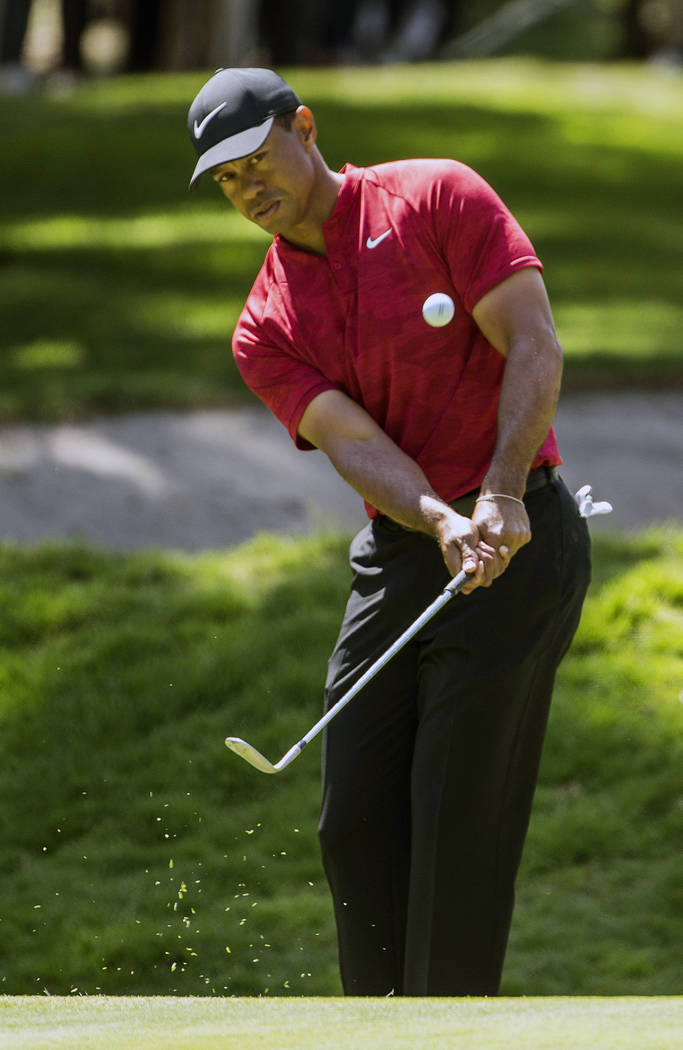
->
xmin=332 ymin=261 xmax=342 ymax=270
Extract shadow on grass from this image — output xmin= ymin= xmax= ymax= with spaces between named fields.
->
xmin=0 ymin=534 xmax=349 ymax=995
xmin=1 ymin=81 xmax=680 ymax=418
xmin=0 ymin=529 xmax=680 ymax=995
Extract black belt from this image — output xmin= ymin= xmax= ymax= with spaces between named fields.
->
xmin=380 ymin=466 xmax=558 ymax=531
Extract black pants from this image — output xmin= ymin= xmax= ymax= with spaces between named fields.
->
xmin=318 ymin=475 xmax=591 ymax=996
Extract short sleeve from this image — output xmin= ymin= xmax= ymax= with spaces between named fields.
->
xmin=426 ymin=162 xmax=542 ymax=313
xmin=232 ymin=298 xmax=339 ymax=450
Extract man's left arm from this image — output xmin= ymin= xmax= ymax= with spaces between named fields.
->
xmin=470 ymin=266 xmax=563 ymax=578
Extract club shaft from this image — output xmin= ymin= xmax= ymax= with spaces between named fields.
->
xmin=289 ymin=568 xmax=469 ymax=757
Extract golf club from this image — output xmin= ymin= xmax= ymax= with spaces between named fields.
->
xmin=225 ymin=567 xmax=470 ymax=774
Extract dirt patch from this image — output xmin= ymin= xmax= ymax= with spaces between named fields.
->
xmin=0 ymin=392 xmax=679 ymax=551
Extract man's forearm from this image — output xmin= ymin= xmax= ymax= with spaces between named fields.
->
xmin=323 ymin=425 xmax=451 ymax=535
xmin=299 ymin=389 xmax=512 ymax=589
xmin=480 ymin=332 xmax=563 ymax=498
xmin=298 ymin=388 xmax=454 ymax=535
xmin=322 ymin=427 xmax=487 ymax=588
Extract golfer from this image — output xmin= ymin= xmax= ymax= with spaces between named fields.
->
xmin=187 ymin=68 xmax=591 ymax=996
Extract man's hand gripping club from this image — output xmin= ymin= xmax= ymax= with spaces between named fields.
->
xmin=426 ymin=495 xmax=527 ymax=595
xmin=298 ymin=390 xmax=522 ymax=595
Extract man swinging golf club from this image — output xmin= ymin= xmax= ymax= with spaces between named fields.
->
xmin=186 ymin=67 xmax=591 ymax=997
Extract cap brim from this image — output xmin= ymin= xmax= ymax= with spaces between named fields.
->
xmin=188 ymin=117 xmax=274 ymax=188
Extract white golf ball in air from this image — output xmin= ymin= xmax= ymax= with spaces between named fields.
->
xmin=422 ymin=292 xmax=455 ymax=328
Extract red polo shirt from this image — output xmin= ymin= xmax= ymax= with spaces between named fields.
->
xmin=233 ymin=159 xmax=561 ymax=515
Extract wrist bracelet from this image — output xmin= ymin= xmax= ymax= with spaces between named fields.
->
xmin=475 ymin=493 xmax=525 ymax=507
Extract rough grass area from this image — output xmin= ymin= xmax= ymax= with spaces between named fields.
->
xmin=0 ymin=60 xmax=681 ymax=421
xmin=1 ymin=996 xmax=681 ymax=1050
xmin=0 ymin=529 xmax=681 ymax=998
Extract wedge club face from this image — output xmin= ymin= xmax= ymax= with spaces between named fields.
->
xmin=225 ymin=736 xmax=305 ymax=774
xmin=225 ymin=737 xmax=279 ymax=773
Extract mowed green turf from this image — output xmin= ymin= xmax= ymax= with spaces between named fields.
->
xmin=0 ymin=60 xmax=681 ymax=421
xmin=2 ymin=996 xmax=681 ymax=1050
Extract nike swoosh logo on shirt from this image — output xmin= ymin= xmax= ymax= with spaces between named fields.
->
xmin=193 ymin=102 xmax=227 ymax=139
xmin=366 ymin=229 xmax=392 ymax=249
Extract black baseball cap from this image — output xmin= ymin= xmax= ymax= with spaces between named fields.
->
xmin=187 ymin=67 xmax=301 ymax=187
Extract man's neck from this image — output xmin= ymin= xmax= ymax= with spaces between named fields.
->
xmin=282 ymin=169 xmax=345 ymax=256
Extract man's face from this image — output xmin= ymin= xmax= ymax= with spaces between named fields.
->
xmin=210 ymin=110 xmax=317 ymax=238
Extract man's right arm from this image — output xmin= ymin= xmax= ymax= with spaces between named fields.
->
xmin=298 ymin=389 xmax=508 ymax=592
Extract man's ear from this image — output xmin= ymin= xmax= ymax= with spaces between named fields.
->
xmin=294 ymin=105 xmax=317 ymax=151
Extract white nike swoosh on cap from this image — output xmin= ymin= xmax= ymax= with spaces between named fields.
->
xmin=194 ymin=102 xmax=227 ymax=139
xmin=366 ymin=229 xmax=392 ymax=249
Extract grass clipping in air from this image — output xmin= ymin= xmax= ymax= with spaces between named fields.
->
xmin=0 ymin=528 xmax=681 ymax=999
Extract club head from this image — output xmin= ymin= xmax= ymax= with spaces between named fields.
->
xmin=225 ymin=737 xmax=278 ymax=774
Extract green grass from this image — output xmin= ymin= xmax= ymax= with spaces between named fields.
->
xmin=0 ymin=60 xmax=681 ymax=421
xmin=0 ymin=529 xmax=681 ymax=998
xmin=2 ymin=996 xmax=682 ymax=1050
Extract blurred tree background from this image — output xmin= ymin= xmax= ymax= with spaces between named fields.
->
xmin=1 ymin=0 xmax=681 ymax=92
